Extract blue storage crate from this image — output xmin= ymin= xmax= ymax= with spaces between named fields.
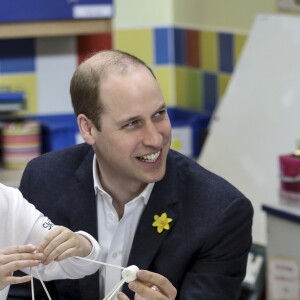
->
xmin=28 ymin=114 xmax=80 ymax=153
xmin=0 ymin=92 xmax=25 ymax=111
xmin=167 ymin=107 xmax=211 ymax=158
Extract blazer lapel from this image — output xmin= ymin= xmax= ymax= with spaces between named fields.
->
xmin=127 ymin=187 xmax=178 ymax=270
xmin=71 ymin=148 xmax=100 ymax=299
xmin=127 ymin=153 xmax=180 ymax=270
xmin=123 ymin=176 xmax=179 ymax=298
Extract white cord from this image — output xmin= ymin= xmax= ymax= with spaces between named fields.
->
xmin=34 ymin=268 xmax=52 ymax=300
xmin=74 ymin=256 xmax=125 ymax=270
xmin=30 ymin=257 xmax=137 ymax=300
xmin=30 ymin=268 xmax=35 ymax=300
xmin=75 ymin=257 xmax=139 ymax=299
xmin=103 ymin=278 xmax=126 ymax=300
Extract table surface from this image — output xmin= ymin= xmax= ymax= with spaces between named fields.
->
xmin=262 ymin=199 xmax=300 ymax=223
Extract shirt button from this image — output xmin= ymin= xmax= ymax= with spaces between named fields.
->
xmin=108 ymin=213 xmax=113 ymax=219
xmin=112 ymin=252 xmax=118 ymax=258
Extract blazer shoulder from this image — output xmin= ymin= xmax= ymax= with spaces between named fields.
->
xmin=26 ymin=143 xmax=93 ymax=170
xmin=167 ymin=150 xmax=251 ymax=206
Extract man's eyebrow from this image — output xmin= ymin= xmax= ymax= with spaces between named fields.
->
xmin=157 ymin=104 xmax=167 ymax=111
xmin=116 ymin=115 xmax=140 ymax=127
xmin=116 ymin=104 xmax=167 ymax=126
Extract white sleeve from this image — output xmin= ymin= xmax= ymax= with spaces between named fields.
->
xmin=29 ymin=231 xmax=102 ymax=280
xmin=0 ymin=286 xmax=10 ymax=300
xmin=0 ymin=183 xmax=101 ymax=280
xmin=0 ymin=182 xmax=46 ymax=247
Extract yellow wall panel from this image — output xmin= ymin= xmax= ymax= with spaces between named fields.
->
xmin=201 ymin=31 xmax=218 ymax=72
xmin=154 ymin=67 xmax=176 ymax=106
xmin=218 ymin=73 xmax=231 ymax=100
xmin=0 ymin=74 xmax=37 ymax=115
xmin=114 ymin=29 xmax=153 ymax=66
xmin=187 ymin=69 xmax=203 ymax=110
xmin=175 ymin=67 xmax=188 ymax=107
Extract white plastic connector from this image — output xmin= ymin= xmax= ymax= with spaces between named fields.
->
xmin=121 ymin=265 xmax=139 ymax=283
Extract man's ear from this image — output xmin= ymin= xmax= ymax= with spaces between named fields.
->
xmin=77 ymin=114 xmax=95 ymax=145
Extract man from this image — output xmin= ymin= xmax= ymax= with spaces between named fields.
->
xmin=0 ymin=183 xmax=102 ymax=300
xmin=9 ymin=50 xmax=253 ymax=299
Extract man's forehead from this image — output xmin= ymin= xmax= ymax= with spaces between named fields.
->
xmin=102 ymin=100 xmax=165 ymax=121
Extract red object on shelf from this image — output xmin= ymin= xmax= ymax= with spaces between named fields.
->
xmin=279 ymin=154 xmax=300 ymax=193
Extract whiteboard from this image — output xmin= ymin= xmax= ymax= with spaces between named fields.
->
xmin=198 ymin=13 xmax=300 ymax=246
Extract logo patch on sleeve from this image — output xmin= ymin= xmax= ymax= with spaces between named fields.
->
xmin=43 ymin=218 xmax=54 ymax=230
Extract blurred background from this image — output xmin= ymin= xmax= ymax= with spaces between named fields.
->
xmin=1 ymin=1 xmax=300 ymax=299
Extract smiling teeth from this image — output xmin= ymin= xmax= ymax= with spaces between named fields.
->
xmin=140 ymin=151 xmax=160 ymax=162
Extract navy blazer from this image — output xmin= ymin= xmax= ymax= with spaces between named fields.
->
xmin=8 ymin=143 xmax=253 ymax=300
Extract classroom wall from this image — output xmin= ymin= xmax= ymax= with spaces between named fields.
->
xmin=113 ymin=0 xmax=286 ymax=113
xmin=173 ymin=0 xmax=277 ymax=31
xmin=0 ymin=33 xmax=112 ymax=115
xmin=0 ymin=0 xmax=297 ymax=115
xmin=113 ymin=0 xmax=174 ymax=28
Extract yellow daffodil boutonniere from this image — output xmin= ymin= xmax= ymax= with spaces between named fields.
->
xmin=152 ymin=212 xmax=172 ymax=233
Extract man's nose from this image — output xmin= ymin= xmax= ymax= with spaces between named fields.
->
xmin=142 ymin=122 xmax=163 ymax=147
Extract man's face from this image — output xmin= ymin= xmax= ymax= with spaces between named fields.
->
xmin=91 ymin=67 xmax=172 ymax=193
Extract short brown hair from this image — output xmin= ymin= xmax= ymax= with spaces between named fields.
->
xmin=70 ymin=50 xmax=155 ymax=130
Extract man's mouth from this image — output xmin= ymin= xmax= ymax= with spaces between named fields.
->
xmin=138 ymin=151 xmax=160 ymax=163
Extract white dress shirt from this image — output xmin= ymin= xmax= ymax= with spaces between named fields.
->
xmin=92 ymin=155 xmax=154 ymax=298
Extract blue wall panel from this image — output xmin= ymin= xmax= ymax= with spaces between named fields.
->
xmin=0 ymin=39 xmax=35 ymax=73
xmin=154 ymin=27 xmax=174 ymax=65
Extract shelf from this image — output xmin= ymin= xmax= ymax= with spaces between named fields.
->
xmin=0 ymin=103 xmax=24 ymax=111
xmin=0 ymin=18 xmax=112 ymax=39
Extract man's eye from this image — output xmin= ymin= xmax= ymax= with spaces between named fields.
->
xmin=155 ymin=109 xmax=167 ymax=118
xmin=124 ymin=120 xmax=138 ymax=128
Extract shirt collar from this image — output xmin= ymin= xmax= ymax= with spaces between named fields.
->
xmin=92 ymin=154 xmax=154 ymax=206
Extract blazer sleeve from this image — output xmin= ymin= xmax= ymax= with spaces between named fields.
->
xmin=178 ymin=196 xmax=253 ymax=300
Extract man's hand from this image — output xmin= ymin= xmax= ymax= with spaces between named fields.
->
xmin=37 ymin=226 xmax=92 ymax=265
xmin=0 ymin=245 xmax=43 ymax=290
xmin=117 ymin=270 xmax=177 ymax=300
